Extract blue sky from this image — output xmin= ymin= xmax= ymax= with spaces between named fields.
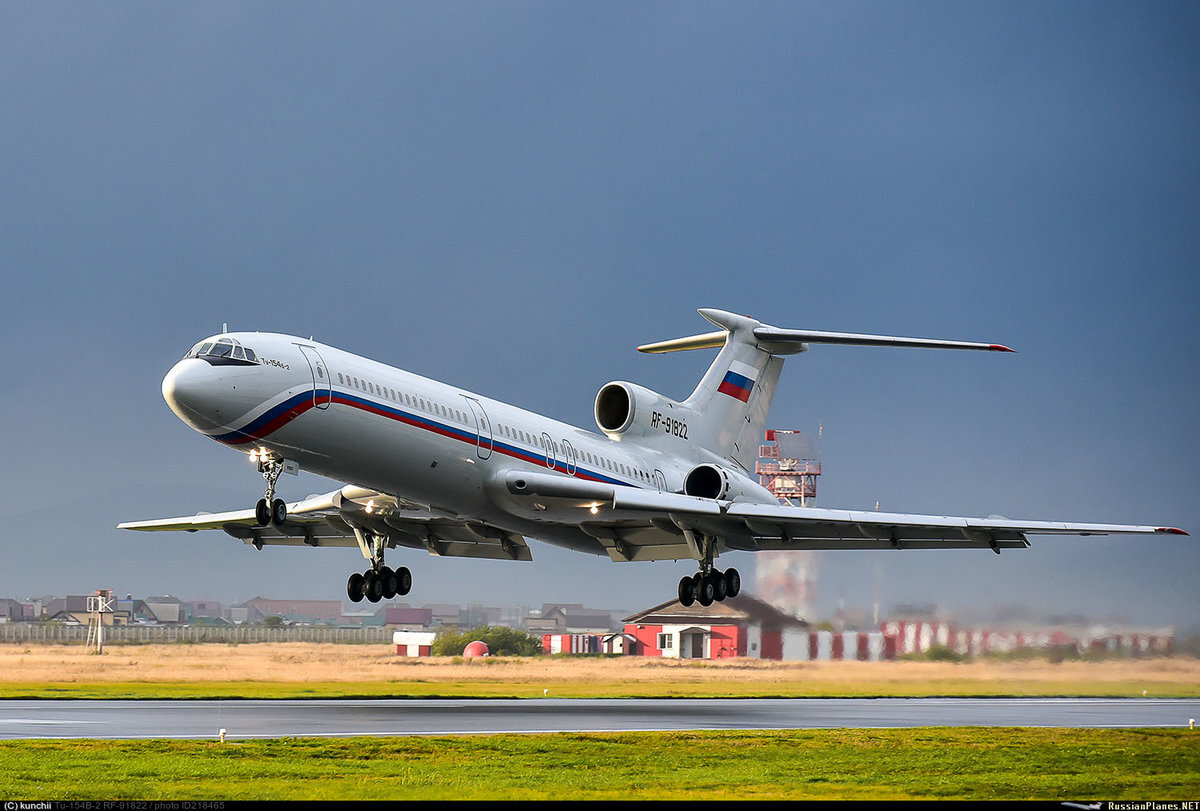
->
xmin=2 ymin=2 xmax=1197 ymax=628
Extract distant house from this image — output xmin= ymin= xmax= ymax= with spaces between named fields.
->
xmin=144 ymin=596 xmax=190 ymax=625
xmin=425 ymin=603 xmax=465 ymax=628
xmin=116 ymin=598 xmax=157 ymax=624
xmin=241 ymin=597 xmax=344 ymax=624
xmin=623 ymin=595 xmax=809 ymax=659
xmin=526 ymin=603 xmax=620 ymax=634
xmin=190 ymin=600 xmax=224 ymax=622
xmin=0 ymin=598 xmax=32 ymax=623
xmin=45 ymin=593 xmax=133 ymax=627
xmin=383 ymin=605 xmax=434 ymax=630
xmin=229 ymin=602 xmax=268 ymax=625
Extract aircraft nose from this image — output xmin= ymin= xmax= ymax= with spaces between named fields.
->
xmin=162 ymin=358 xmax=221 ymax=431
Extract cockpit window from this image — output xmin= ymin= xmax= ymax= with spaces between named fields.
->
xmin=186 ymin=336 xmax=260 ymax=366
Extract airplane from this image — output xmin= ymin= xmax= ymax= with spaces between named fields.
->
xmin=119 ymin=308 xmax=1186 ymax=607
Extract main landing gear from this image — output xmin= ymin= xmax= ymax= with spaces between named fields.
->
xmin=252 ymin=450 xmax=288 ymax=527
xmin=346 ymin=525 xmax=412 ymax=604
xmin=347 ymin=564 xmax=412 ymax=604
xmin=677 ymin=566 xmax=740 ymax=608
xmin=675 ymin=528 xmax=740 ymax=607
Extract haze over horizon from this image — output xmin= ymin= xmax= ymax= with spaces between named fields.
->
xmin=2 ymin=3 xmax=1196 ymax=630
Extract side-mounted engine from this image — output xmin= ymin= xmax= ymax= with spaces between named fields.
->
xmin=594 ymin=381 xmax=693 ymax=442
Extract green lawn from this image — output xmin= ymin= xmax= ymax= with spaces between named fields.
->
xmin=1 ymin=728 xmax=1195 ymax=800
xmin=3 ymin=673 xmax=1198 ymax=700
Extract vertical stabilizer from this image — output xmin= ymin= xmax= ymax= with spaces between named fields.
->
xmin=642 ymin=310 xmax=786 ymax=470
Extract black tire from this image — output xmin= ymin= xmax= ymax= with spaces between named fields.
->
xmin=711 ymin=570 xmax=728 ymax=602
xmin=697 ymin=577 xmax=715 ymax=607
xmin=678 ymin=576 xmax=696 ymax=607
xmin=725 ymin=567 xmax=741 ymax=598
xmin=364 ymin=571 xmax=383 ymax=603
xmin=270 ymin=498 xmax=287 ymax=526
xmin=395 ymin=566 xmax=412 ymax=597
xmin=347 ymin=572 xmax=365 ymax=603
xmin=380 ymin=566 xmax=397 ymax=600
xmin=255 ymin=498 xmax=270 ymax=526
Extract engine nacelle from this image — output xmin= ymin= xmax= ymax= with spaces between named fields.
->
xmin=684 ymin=464 xmax=730 ymax=500
xmin=594 ymin=381 xmax=689 ymax=441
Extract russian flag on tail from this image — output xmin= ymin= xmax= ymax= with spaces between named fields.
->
xmin=718 ymin=360 xmax=758 ymax=402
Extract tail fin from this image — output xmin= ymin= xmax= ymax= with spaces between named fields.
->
xmin=638 ymin=309 xmax=1013 ymax=470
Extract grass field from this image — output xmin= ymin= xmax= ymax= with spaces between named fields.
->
xmin=1 ymin=728 xmax=1196 ymax=800
xmin=2 ymin=643 xmax=1199 ymax=699
xmin=2 ymin=644 xmax=1197 ymax=800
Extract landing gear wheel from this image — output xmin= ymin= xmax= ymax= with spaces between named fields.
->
xmin=724 ymin=567 xmax=741 ymax=598
xmin=363 ymin=571 xmax=383 ymax=603
xmin=395 ymin=566 xmax=412 ymax=597
xmin=696 ymin=575 xmax=715 ymax=607
xmin=711 ymin=570 xmax=728 ymax=602
xmin=347 ymin=572 xmax=365 ymax=603
xmin=678 ymin=576 xmax=696 ymax=607
xmin=255 ymin=498 xmax=271 ymax=527
xmin=270 ymin=498 xmax=287 ymax=527
xmin=379 ymin=566 xmax=398 ymax=600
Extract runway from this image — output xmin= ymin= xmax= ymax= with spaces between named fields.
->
xmin=1 ymin=697 xmax=1196 ymax=739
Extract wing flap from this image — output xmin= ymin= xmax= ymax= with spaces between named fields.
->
xmin=119 ymin=487 xmax=534 ymax=561
xmin=584 ymin=488 xmax=1183 ymax=553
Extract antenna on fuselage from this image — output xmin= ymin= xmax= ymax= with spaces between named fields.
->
xmin=222 ymin=323 xmax=228 ymax=334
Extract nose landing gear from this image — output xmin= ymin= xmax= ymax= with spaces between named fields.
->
xmin=251 ymin=450 xmax=288 ymax=527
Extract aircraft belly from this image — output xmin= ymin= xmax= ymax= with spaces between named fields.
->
xmin=254 ymin=405 xmax=617 ymax=556
xmin=265 ymin=402 xmax=492 ymax=516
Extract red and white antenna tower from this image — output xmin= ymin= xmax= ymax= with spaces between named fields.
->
xmin=754 ymin=429 xmax=822 ymax=621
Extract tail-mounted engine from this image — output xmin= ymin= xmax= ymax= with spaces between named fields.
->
xmin=594 ymin=381 xmax=692 ymax=442
xmin=683 ymin=463 xmax=730 ymax=499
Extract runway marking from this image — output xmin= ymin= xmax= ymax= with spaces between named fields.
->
xmin=0 ymin=719 xmax=103 ymax=725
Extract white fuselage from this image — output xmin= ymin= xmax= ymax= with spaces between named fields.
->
xmin=162 ymin=332 xmax=772 ymax=556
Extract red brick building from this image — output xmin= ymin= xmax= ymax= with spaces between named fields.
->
xmin=623 ymin=595 xmax=808 ymax=659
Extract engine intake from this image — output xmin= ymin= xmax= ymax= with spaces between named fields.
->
xmin=594 ymin=381 xmax=693 ymax=442
xmin=594 ymin=382 xmax=635 ymax=434
xmin=684 ymin=464 xmax=730 ymax=500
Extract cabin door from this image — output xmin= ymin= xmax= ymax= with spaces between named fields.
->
xmin=298 ymin=346 xmax=331 ymax=410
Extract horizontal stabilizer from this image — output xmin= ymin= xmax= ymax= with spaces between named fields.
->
xmin=753 ymin=326 xmax=1014 ymax=353
xmin=637 ymin=330 xmax=727 ymax=354
xmin=635 ymin=309 xmax=1014 ymax=356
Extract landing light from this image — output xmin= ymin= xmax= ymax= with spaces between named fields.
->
xmin=589 ymin=503 xmax=600 ymax=515
xmin=365 ymin=500 xmax=375 ymax=514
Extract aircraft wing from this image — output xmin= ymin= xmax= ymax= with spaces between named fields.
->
xmin=505 ymin=470 xmax=1186 ymax=562
xmin=118 ymin=485 xmax=532 ymax=562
